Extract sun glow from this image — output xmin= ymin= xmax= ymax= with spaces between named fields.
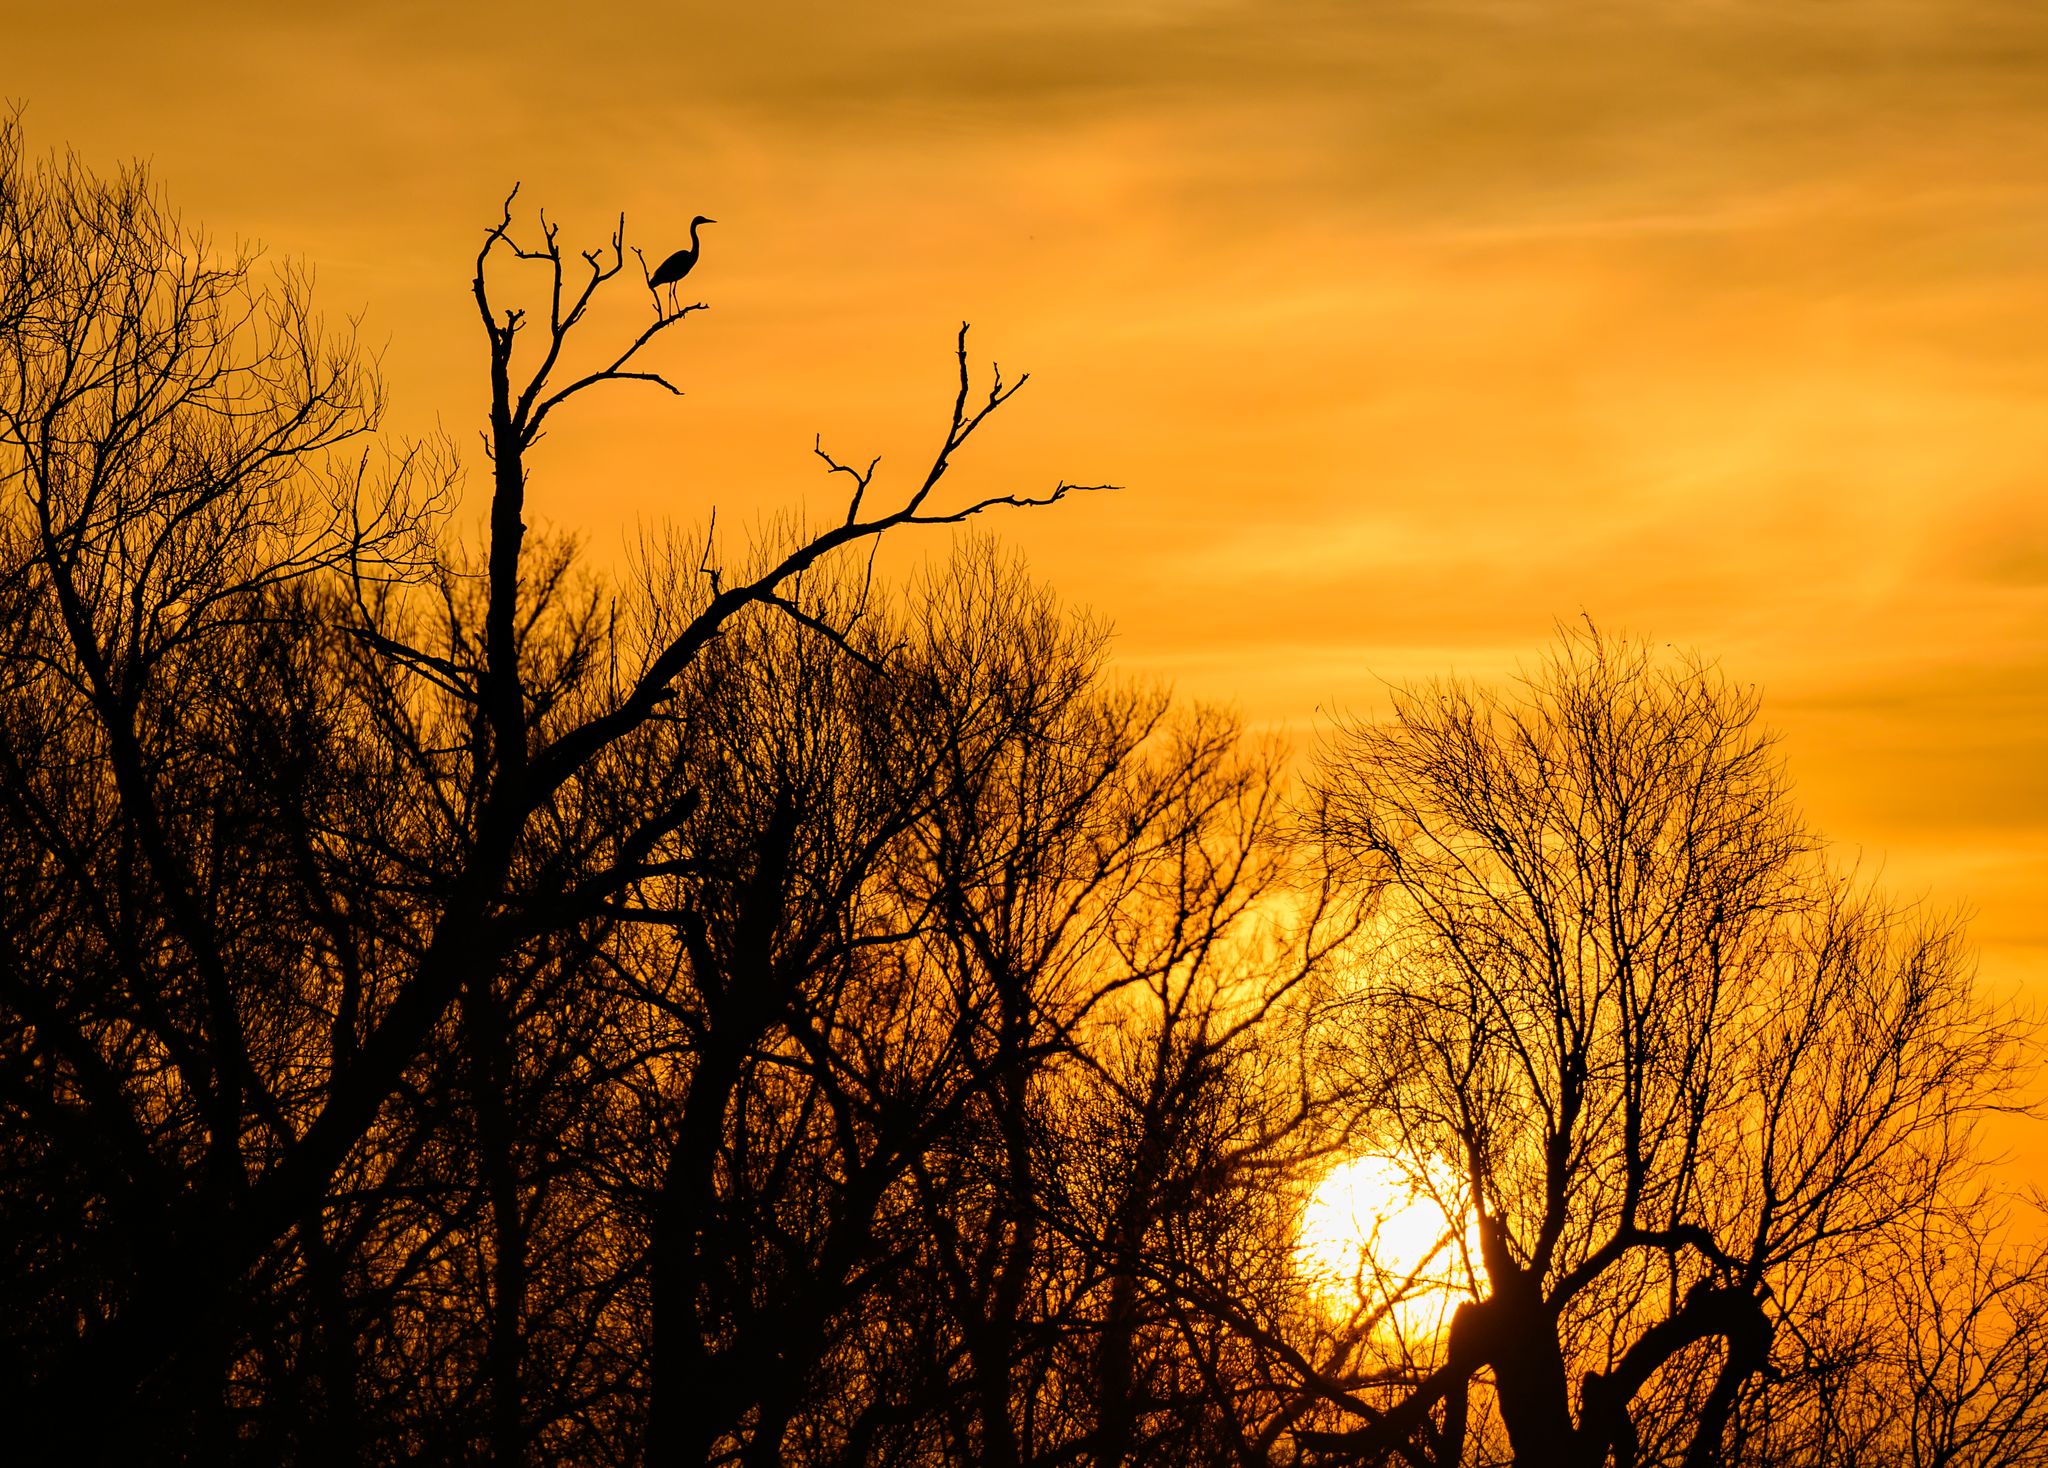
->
xmin=1297 ymin=1153 xmax=1478 ymax=1336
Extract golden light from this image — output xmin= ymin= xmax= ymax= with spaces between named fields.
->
xmin=1297 ymin=1153 xmax=1478 ymax=1335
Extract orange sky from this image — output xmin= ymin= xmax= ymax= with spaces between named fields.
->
xmin=13 ymin=1 xmax=2048 ymax=1126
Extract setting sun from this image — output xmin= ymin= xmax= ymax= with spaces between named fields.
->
xmin=1297 ymin=1153 xmax=1478 ymax=1334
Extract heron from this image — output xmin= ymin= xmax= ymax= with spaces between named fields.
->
xmin=649 ymin=215 xmax=715 ymax=307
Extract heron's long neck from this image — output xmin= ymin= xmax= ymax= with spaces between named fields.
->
xmin=688 ymin=219 xmax=702 ymax=251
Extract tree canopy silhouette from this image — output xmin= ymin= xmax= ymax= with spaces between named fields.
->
xmin=1 ymin=118 xmax=2044 ymax=1468
xmin=1296 ymin=630 xmax=2043 ymax=1468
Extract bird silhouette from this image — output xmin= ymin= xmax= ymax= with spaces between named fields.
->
xmin=649 ymin=215 xmax=715 ymax=306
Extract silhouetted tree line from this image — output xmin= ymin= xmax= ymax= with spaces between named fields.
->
xmin=3 ymin=121 xmax=2046 ymax=1468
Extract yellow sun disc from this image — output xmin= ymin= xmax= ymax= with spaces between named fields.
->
xmin=1297 ymin=1153 xmax=1476 ymax=1334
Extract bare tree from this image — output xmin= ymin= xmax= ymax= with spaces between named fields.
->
xmin=0 ymin=112 xmax=444 ymax=1459
xmin=1736 ymin=1200 xmax=2048 ymax=1468
xmin=1299 ymin=627 xmax=2037 ymax=1468
xmin=0 ymin=117 xmax=1103 ymax=1463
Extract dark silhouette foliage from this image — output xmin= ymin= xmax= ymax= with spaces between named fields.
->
xmin=2 ymin=119 xmax=2044 ymax=1468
